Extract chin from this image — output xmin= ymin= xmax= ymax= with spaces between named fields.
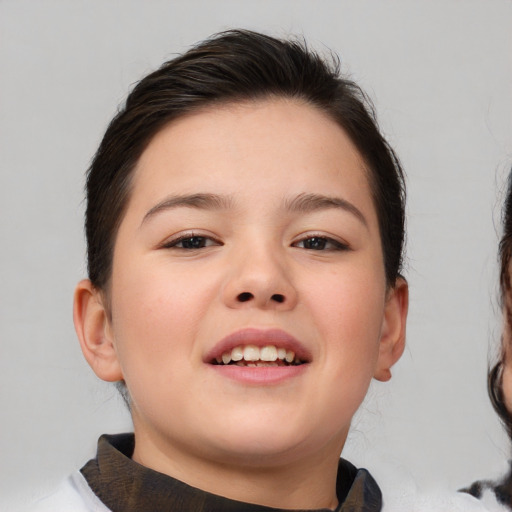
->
xmin=203 ymin=421 xmax=328 ymax=467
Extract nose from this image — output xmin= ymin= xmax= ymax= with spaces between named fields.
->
xmin=222 ymin=245 xmax=298 ymax=311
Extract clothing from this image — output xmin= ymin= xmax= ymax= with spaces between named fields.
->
xmin=27 ymin=472 xmax=111 ymax=512
xmin=29 ymin=433 xmax=492 ymax=512
xmin=30 ymin=433 xmax=382 ymax=512
xmin=462 ymin=465 xmax=512 ymax=511
xmin=380 ymin=487 xmax=493 ymax=512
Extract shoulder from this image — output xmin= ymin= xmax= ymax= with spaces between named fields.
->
xmin=377 ymin=472 xmax=498 ymax=512
xmin=382 ymin=489 xmax=499 ymax=512
xmin=476 ymin=487 xmax=511 ymax=512
xmin=368 ymin=457 xmax=508 ymax=512
xmin=461 ymin=477 xmax=512 ymax=512
xmin=28 ymin=472 xmax=111 ymax=512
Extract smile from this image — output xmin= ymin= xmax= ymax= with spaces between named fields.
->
xmin=206 ymin=328 xmax=312 ymax=367
xmin=206 ymin=328 xmax=311 ymax=384
xmin=214 ymin=345 xmax=305 ymax=366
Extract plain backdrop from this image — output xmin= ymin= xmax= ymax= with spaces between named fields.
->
xmin=1 ymin=0 xmax=511 ymax=509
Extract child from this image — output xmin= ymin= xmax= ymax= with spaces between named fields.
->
xmin=31 ymin=29 xmax=410 ymax=511
xmin=462 ymin=170 xmax=512 ymax=511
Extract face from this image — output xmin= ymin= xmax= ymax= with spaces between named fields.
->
xmin=501 ymin=291 xmax=512 ymax=412
xmin=77 ymin=98 xmax=406 ymax=476
xmin=503 ymin=360 xmax=512 ymax=413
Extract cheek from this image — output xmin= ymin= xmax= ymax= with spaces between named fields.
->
xmin=304 ymin=264 xmax=385 ymax=376
xmin=310 ymin=264 xmax=385 ymax=335
xmin=110 ymin=261 xmax=216 ymax=371
xmin=501 ymin=313 xmax=512 ymax=412
xmin=502 ymin=362 xmax=512 ymax=413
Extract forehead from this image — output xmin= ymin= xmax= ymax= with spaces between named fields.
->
xmin=130 ymin=99 xmax=373 ymax=207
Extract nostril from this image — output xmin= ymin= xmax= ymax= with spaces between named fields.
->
xmin=237 ymin=292 xmax=253 ymax=302
xmin=271 ymin=294 xmax=285 ymax=303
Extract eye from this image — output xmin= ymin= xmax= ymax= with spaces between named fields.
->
xmin=293 ymin=236 xmax=349 ymax=251
xmin=163 ymin=234 xmax=221 ymax=250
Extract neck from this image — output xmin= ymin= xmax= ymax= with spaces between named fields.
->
xmin=131 ymin=427 xmax=346 ymax=510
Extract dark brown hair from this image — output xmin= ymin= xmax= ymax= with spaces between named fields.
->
xmin=489 ymin=171 xmax=512 ymax=440
xmin=85 ymin=29 xmax=406 ymax=293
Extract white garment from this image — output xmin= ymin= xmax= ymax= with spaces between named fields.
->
xmin=28 ymin=470 xmax=498 ymax=512
xmin=382 ymin=489 xmax=497 ymax=512
xmin=477 ymin=488 xmax=510 ymax=512
xmin=28 ymin=472 xmax=111 ymax=512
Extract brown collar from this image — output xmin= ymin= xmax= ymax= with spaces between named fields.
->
xmin=81 ymin=433 xmax=382 ymax=512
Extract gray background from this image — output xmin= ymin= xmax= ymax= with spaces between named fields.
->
xmin=1 ymin=0 xmax=511 ymax=509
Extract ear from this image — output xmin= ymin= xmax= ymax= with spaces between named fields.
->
xmin=374 ymin=277 xmax=408 ymax=382
xmin=73 ymin=279 xmax=124 ymax=382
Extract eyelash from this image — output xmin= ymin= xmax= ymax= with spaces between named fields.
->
xmin=161 ymin=233 xmax=222 ymax=250
xmin=161 ymin=233 xmax=349 ymax=252
xmin=292 ymin=235 xmax=349 ymax=252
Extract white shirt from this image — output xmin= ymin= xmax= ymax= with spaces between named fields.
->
xmin=28 ymin=470 xmax=497 ymax=512
xmin=28 ymin=472 xmax=110 ymax=512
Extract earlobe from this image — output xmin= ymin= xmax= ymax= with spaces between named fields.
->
xmin=73 ymin=279 xmax=124 ymax=382
xmin=374 ymin=277 xmax=409 ymax=382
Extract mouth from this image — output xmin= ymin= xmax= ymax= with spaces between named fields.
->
xmin=205 ymin=328 xmax=311 ymax=368
xmin=212 ymin=344 xmax=305 ymax=367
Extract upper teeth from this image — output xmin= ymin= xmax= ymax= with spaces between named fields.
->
xmin=217 ymin=345 xmax=297 ymax=365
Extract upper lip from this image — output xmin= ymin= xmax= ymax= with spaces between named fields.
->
xmin=204 ymin=328 xmax=312 ymax=364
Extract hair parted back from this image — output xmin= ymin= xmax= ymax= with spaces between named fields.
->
xmin=489 ymin=170 xmax=512 ymax=440
xmin=86 ymin=29 xmax=406 ymax=293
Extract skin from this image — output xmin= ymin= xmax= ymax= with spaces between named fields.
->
xmin=503 ymin=359 xmax=512 ymax=413
xmin=502 ymin=301 xmax=512 ymax=412
xmin=74 ymin=98 xmax=408 ymax=510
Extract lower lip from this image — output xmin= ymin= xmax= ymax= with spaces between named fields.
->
xmin=209 ymin=364 xmax=308 ymax=385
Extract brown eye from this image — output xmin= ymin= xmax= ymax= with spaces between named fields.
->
xmin=294 ymin=236 xmax=348 ymax=251
xmin=177 ymin=236 xmax=209 ymax=249
xmin=303 ymin=237 xmax=327 ymax=250
xmin=164 ymin=235 xmax=220 ymax=250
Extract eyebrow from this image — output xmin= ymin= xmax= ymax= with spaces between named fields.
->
xmin=141 ymin=193 xmax=233 ymax=225
xmin=284 ymin=193 xmax=368 ymax=227
xmin=141 ymin=191 xmax=367 ymax=228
